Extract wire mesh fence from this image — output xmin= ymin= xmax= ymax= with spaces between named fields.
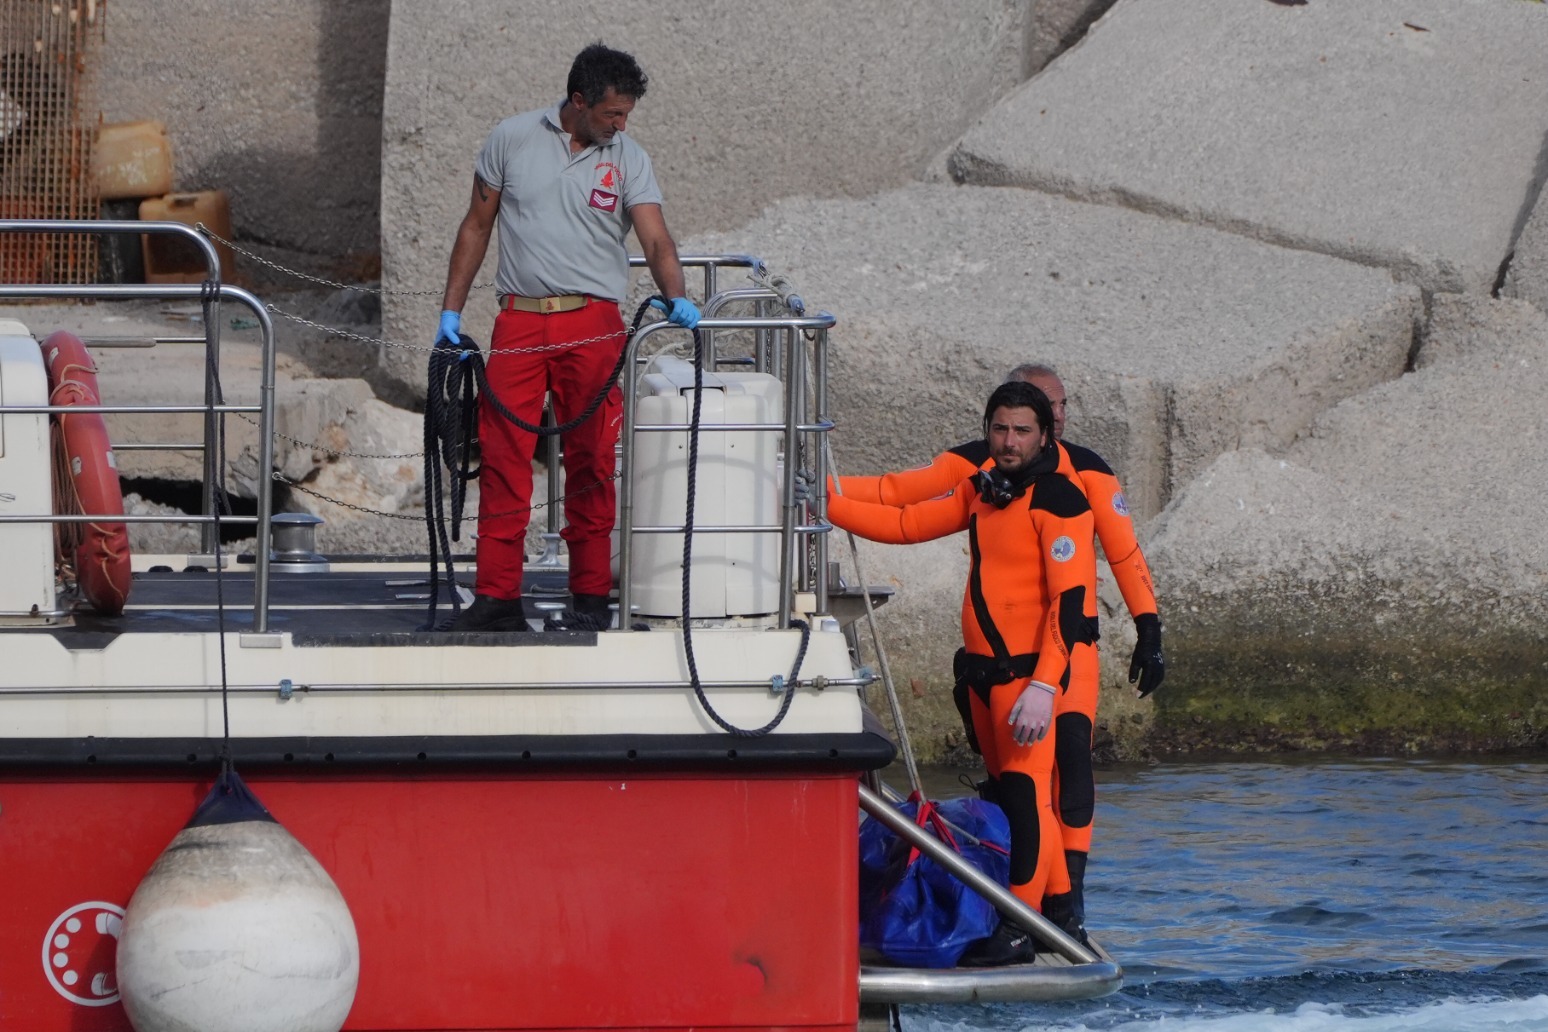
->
xmin=0 ymin=0 xmax=102 ymax=284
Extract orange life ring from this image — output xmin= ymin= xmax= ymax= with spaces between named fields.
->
xmin=43 ymin=330 xmax=132 ymax=616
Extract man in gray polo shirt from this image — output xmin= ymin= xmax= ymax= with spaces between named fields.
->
xmin=436 ymin=42 xmax=698 ymax=633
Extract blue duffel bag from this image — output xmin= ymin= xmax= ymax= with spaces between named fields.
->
xmin=858 ymin=795 xmax=1011 ymax=968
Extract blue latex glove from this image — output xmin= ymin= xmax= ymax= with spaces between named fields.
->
xmin=650 ymin=296 xmax=700 ymax=329
xmin=436 ymin=310 xmax=461 ymax=347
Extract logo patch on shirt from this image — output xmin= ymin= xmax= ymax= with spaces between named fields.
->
xmin=589 ymin=189 xmax=618 ymax=212
xmin=1051 ymin=536 xmax=1076 ymax=563
xmin=595 ymin=161 xmax=620 ymax=191
xmin=1112 ymin=492 xmax=1130 ymax=517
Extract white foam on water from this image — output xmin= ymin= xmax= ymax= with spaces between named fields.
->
xmin=909 ymin=993 xmax=1548 ymax=1032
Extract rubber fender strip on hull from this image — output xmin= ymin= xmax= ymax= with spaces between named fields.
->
xmin=0 ymin=730 xmax=898 ymax=773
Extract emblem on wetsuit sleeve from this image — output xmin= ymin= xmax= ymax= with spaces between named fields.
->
xmin=1112 ymin=492 xmax=1130 ymax=517
xmin=1051 ymin=536 xmax=1076 ymax=563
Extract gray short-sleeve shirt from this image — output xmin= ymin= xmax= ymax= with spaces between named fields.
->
xmin=474 ymin=103 xmax=663 ymax=302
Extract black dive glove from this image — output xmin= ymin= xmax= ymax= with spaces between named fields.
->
xmin=1129 ymin=613 xmax=1165 ymax=698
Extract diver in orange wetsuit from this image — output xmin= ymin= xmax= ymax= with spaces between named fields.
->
xmin=837 ymin=364 xmax=1164 ymax=945
xmin=829 ymin=381 xmax=1098 ymax=966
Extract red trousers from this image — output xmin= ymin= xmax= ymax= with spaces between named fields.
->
xmin=475 ymin=300 xmax=625 ymax=599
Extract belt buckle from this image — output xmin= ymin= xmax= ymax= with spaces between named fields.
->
xmin=539 ymin=296 xmax=561 ymax=314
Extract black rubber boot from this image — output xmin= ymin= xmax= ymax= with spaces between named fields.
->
xmin=958 ymin=920 xmax=1036 ymax=967
xmin=447 ymin=594 xmax=529 ymax=632
xmin=1041 ymin=891 xmax=1089 ymax=948
xmin=1066 ymin=849 xmax=1089 ymax=933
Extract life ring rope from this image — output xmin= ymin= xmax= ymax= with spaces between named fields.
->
xmin=43 ymin=331 xmax=132 ymax=616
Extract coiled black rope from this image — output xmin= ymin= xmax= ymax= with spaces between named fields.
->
xmin=421 ymin=300 xmax=657 ymax=628
xmin=677 ymin=321 xmax=805 ymax=737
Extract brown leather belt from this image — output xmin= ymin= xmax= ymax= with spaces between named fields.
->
xmin=500 ymin=294 xmax=589 ymax=314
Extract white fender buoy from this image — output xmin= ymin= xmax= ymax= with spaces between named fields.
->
xmin=116 ymin=769 xmax=359 ymax=1032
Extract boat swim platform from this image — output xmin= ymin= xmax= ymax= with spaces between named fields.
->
xmin=859 ymin=939 xmax=1122 ymax=1005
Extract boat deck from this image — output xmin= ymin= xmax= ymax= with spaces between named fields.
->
xmin=24 ymin=559 xmax=592 ymax=643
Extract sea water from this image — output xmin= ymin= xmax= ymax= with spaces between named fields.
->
xmin=903 ymin=758 xmax=1548 ymax=1032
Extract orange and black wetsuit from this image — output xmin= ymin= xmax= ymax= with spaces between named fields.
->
xmin=828 ymin=452 xmax=1098 ymax=913
xmin=838 ymin=438 xmax=1158 ymax=859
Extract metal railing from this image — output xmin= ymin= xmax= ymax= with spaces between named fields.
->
xmin=2 ymin=222 xmax=831 ymax=635
xmin=0 ymin=218 xmax=278 ymax=628
xmin=616 ymin=308 xmax=836 ymax=627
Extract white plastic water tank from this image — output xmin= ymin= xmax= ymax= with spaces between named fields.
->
xmin=0 ymin=321 xmax=58 ymax=622
xmin=629 ymin=356 xmax=782 ymax=618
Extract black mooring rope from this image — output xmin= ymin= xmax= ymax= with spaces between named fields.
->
xmin=200 ymin=278 xmax=234 ymax=777
xmin=676 ymin=322 xmax=805 ymax=737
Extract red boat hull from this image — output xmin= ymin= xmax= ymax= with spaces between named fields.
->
xmin=1 ymin=771 xmax=860 ymax=1032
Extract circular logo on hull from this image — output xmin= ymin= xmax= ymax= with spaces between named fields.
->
xmin=43 ymin=902 xmax=125 ymax=1006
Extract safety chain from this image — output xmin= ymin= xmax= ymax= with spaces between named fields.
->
xmin=234 ymin=412 xmax=425 ymax=460
xmin=197 ymin=224 xmax=494 ymax=297
xmin=264 ymin=303 xmax=625 ymax=357
xmin=271 ymin=469 xmax=621 ymax=522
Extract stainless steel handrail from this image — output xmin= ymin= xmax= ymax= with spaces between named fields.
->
xmin=1 ymin=219 xmax=228 ymax=552
xmin=617 ymin=313 xmax=836 ymax=627
xmin=0 ymin=220 xmax=278 ymax=630
xmin=2 ymin=225 xmax=823 ymax=637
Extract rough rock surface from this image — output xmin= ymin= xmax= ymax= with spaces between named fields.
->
xmin=1025 ymin=0 xmax=1120 ymax=74
xmin=950 ymin=0 xmax=1548 ymax=294
xmin=1145 ymin=294 xmax=1548 ymax=754
xmin=695 ymin=184 xmax=1420 ymax=521
xmin=378 ymin=0 xmax=1032 ymax=397
xmin=242 ymin=377 xmax=426 ymax=525
xmin=1504 ymin=186 xmax=1548 ymax=316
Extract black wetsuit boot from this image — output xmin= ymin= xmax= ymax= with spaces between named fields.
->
xmin=1043 ymin=851 xmax=1091 ymax=948
xmin=1067 ymin=849 xmax=1088 ymax=935
xmin=958 ymin=920 xmax=1036 ymax=967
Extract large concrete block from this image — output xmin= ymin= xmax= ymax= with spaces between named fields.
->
xmin=96 ymin=0 xmax=388 ymax=268
xmin=1026 ymin=0 xmax=1119 ymax=74
xmin=951 ymin=0 xmax=1548 ymax=294
xmin=691 ymin=183 xmax=1417 ymax=757
xmin=1504 ymin=184 xmax=1548 ymax=315
xmin=379 ymin=0 xmax=1031 ymax=397
xmin=694 ymin=183 xmax=1419 ymax=519
xmin=1145 ymin=294 xmax=1548 ymax=753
